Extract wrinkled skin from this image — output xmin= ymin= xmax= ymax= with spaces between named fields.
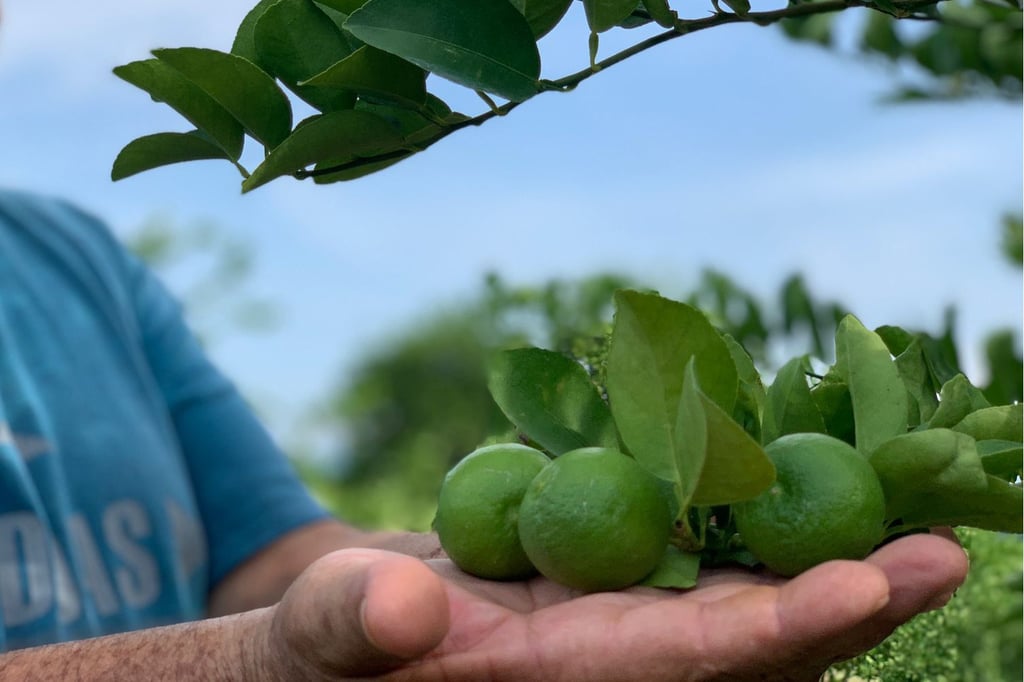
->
xmin=266 ymin=529 xmax=967 ymax=681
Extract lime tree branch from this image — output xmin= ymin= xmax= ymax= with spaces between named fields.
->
xmin=297 ymin=0 xmax=945 ymax=180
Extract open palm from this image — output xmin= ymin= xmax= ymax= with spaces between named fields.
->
xmin=270 ymin=530 xmax=966 ymax=681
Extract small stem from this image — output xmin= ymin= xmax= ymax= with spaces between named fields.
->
xmin=476 ymin=90 xmax=501 ymax=114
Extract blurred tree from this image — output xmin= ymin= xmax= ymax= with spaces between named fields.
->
xmin=127 ymin=217 xmax=280 ymax=345
xmin=782 ymin=0 xmax=1022 ymax=100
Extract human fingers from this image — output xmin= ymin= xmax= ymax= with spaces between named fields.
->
xmin=863 ymin=530 xmax=969 ymax=623
xmin=270 ymin=549 xmax=450 ymax=679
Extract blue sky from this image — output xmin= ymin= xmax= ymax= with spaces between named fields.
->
xmin=1 ymin=1 xmax=1020 ymax=443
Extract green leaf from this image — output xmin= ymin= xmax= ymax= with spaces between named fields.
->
xmin=834 ymin=314 xmax=908 ymax=455
xmin=605 ymin=290 xmax=738 ymax=482
xmin=301 ymin=45 xmax=427 ymax=109
xmin=976 ymin=440 xmax=1023 ymax=481
xmin=762 ymin=356 xmax=827 ymax=444
xmin=641 ymin=0 xmax=679 ymax=27
xmin=639 ymin=545 xmax=700 ymax=589
xmin=891 ymin=337 xmax=940 ymax=428
xmin=254 ymin=0 xmax=358 ymax=112
xmin=345 ymin=0 xmax=541 ymax=102
xmin=113 ymin=59 xmax=244 ymax=159
xmin=720 ymin=0 xmax=751 ymax=15
xmin=242 ymin=109 xmax=402 ymax=191
xmin=692 ymin=389 xmax=775 ymax=506
xmin=231 ymin=0 xmax=279 ymax=68
xmin=876 ymin=324 xmax=916 ymax=357
xmin=671 ymin=360 xmax=773 ymax=510
xmin=894 ymin=474 xmax=1023 ymax=533
xmin=673 ymin=360 xmax=708 ymax=505
xmin=314 ymin=0 xmax=369 ymax=11
xmin=722 ymin=333 xmax=765 ymax=442
xmin=518 ymin=0 xmax=574 ymax=38
xmin=869 ymin=429 xmax=1002 ymax=528
xmin=152 ymin=47 xmax=293 ymax=150
xmin=810 ymin=371 xmax=856 ymax=446
xmin=111 ymin=131 xmax=235 ymax=181
xmin=927 ymin=374 xmax=992 ymax=429
xmin=953 ymin=404 xmax=1023 ymax=442
xmin=487 ymin=348 xmax=619 ymax=455
xmin=582 ymin=0 xmax=639 ymax=32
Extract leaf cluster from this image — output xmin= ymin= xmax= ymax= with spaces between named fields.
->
xmin=486 ymin=288 xmax=1022 ymax=585
xmin=112 ymin=0 xmax=952 ymax=190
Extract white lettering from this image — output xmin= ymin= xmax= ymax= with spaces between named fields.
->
xmin=0 ymin=512 xmax=52 ymax=627
xmin=103 ymin=501 xmax=159 ymax=609
xmin=66 ymin=514 xmax=119 ymax=616
xmin=164 ymin=499 xmax=206 ymax=581
xmin=50 ymin=539 xmax=81 ymax=624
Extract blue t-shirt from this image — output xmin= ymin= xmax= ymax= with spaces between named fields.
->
xmin=0 ymin=189 xmax=328 ymax=650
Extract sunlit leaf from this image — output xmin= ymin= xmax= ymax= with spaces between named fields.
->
xmin=111 ymin=131 xmax=235 ymax=181
xmin=345 ymin=0 xmax=541 ymax=102
xmin=153 ymin=47 xmax=293 ymax=149
xmin=243 ymin=109 xmax=402 ymax=191
xmin=113 ymin=59 xmax=244 ymax=159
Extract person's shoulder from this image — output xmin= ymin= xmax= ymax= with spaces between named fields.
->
xmin=0 ymin=186 xmax=128 ymax=255
xmin=0 ymin=187 xmax=139 ymax=291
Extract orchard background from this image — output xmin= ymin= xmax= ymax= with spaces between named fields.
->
xmin=1 ymin=0 xmax=1020 ymax=678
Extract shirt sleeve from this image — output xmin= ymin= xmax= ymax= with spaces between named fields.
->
xmin=117 ymin=239 xmax=330 ymax=588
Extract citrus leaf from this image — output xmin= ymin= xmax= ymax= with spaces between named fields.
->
xmin=113 ymin=59 xmax=244 ymax=159
xmin=344 ymin=0 xmax=541 ymax=102
xmin=890 ymin=337 xmax=939 ymax=428
xmin=673 ymin=359 xmax=707 ymax=505
xmin=834 ymin=314 xmax=908 ymax=455
xmin=763 ymin=356 xmax=827 ymax=444
xmin=153 ymin=47 xmax=293 ymax=149
xmin=231 ymin=0 xmax=279 ymax=68
xmin=518 ymin=0 xmax=574 ymax=38
xmin=869 ymin=428 xmax=994 ymax=527
xmin=111 ymin=131 xmax=234 ymax=181
xmin=641 ymin=0 xmax=679 ymax=27
xmin=301 ymin=45 xmax=427 ymax=109
xmin=242 ymin=109 xmax=402 ymax=191
xmin=976 ymin=439 xmax=1023 ymax=481
xmin=487 ymin=348 xmax=619 ymax=455
xmin=583 ymin=0 xmax=640 ymax=32
xmin=926 ymin=374 xmax=991 ymax=429
xmin=953 ymin=404 xmax=1023 ymax=442
xmin=722 ymin=333 xmax=765 ymax=442
xmin=254 ymin=0 xmax=358 ymax=112
xmin=606 ymin=290 xmax=738 ymax=483
xmin=691 ymin=390 xmax=775 ymax=506
xmin=314 ymin=0 xmax=369 ymax=11
xmin=720 ymin=0 xmax=751 ymax=15
xmin=810 ymin=371 xmax=856 ymax=446
xmin=891 ymin=474 xmax=1022 ymax=533
xmin=639 ymin=545 xmax=700 ymax=589
xmin=876 ymin=324 xmax=916 ymax=356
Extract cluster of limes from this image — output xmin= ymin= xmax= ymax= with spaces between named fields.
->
xmin=434 ymin=433 xmax=888 ymax=590
xmin=433 ymin=444 xmax=673 ymax=591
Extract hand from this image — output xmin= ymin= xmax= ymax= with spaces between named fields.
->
xmin=262 ymin=529 xmax=967 ymax=681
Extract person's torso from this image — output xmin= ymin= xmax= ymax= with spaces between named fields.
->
xmin=0 ymin=191 xmax=208 ymax=650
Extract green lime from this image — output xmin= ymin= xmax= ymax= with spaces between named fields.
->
xmin=733 ymin=433 xmax=886 ymax=577
xmin=433 ymin=443 xmax=551 ymax=580
xmin=517 ymin=447 xmax=672 ymax=592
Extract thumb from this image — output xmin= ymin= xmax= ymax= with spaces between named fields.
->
xmin=271 ymin=549 xmax=451 ymax=678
